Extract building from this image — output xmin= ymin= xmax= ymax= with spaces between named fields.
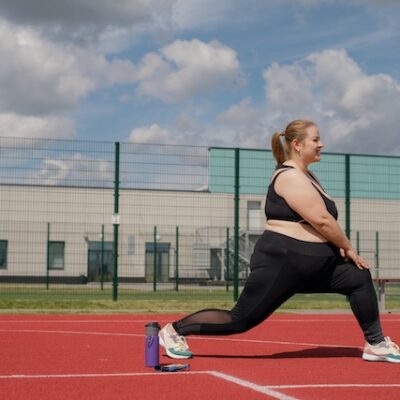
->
xmin=1 ymin=143 xmax=399 ymax=285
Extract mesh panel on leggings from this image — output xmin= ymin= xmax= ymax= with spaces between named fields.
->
xmin=173 ymin=309 xmax=232 ymax=335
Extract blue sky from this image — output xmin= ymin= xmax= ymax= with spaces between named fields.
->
xmin=0 ymin=0 xmax=400 ymax=155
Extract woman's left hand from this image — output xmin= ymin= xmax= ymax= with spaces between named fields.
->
xmin=341 ymin=248 xmax=369 ymax=270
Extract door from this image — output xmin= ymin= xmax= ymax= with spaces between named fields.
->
xmin=87 ymin=241 xmax=114 ymax=282
xmin=145 ymin=242 xmax=170 ymax=283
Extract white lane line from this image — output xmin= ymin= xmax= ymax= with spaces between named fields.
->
xmin=209 ymin=371 xmax=300 ymax=400
xmin=267 ymin=384 xmax=400 ymax=389
xmin=0 ymin=370 xmax=300 ymax=400
xmin=0 ymin=371 xmax=207 ymax=379
xmin=1 ymin=370 xmax=398 ymax=398
xmin=190 ymin=336 xmax=361 ymax=349
xmin=0 ymin=329 xmax=362 ymax=350
xmin=0 ymin=329 xmax=137 ymax=337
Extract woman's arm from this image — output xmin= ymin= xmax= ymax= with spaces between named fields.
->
xmin=275 ymin=169 xmax=369 ymax=269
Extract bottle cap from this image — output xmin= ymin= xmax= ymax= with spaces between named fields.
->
xmin=145 ymin=321 xmax=161 ymax=335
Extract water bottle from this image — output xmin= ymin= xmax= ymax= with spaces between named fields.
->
xmin=145 ymin=322 xmax=160 ymax=367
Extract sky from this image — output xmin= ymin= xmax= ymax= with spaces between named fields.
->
xmin=0 ymin=0 xmax=400 ymax=155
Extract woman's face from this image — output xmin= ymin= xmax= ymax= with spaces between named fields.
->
xmin=299 ymin=125 xmax=324 ymax=164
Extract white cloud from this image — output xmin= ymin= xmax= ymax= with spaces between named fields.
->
xmin=0 ymin=21 xmax=137 ymax=115
xmin=125 ymin=101 xmax=265 ymax=150
xmin=136 ymin=39 xmax=245 ymax=102
xmin=37 ymin=153 xmax=113 ymax=186
xmin=126 ymin=114 xmax=229 ymax=148
xmin=0 ymin=113 xmax=74 ymax=139
xmin=0 ymin=0 xmax=168 ymax=27
xmin=149 ymin=48 xmax=400 ymax=154
xmin=127 ymin=124 xmax=177 ymax=144
xmin=264 ymin=63 xmax=314 ymax=116
xmin=0 ymin=0 xmax=176 ymax=51
xmin=0 ymin=21 xmax=241 ymax=115
xmin=172 ymin=0 xmax=234 ymax=30
xmin=218 ymin=98 xmax=258 ymax=127
xmin=278 ymin=0 xmax=400 ymax=7
xmin=217 ymin=98 xmax=265 ymax=148
xmin=263 ymin=49 xmax=400 ymax=154
xmin=0 ymin=20 xmax=139 ymax=140
xmin=0 ymin=15 xmax=243 ymax=142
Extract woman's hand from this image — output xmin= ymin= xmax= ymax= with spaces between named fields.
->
xmin=340 ymin=248 xmax=370 ymax=270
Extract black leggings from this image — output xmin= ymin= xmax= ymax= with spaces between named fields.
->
xmin=173 ymin=230 xmax=384 ymax=345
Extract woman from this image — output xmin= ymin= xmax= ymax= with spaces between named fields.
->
xmin=159 ymin=120 xmax=400 ymax=363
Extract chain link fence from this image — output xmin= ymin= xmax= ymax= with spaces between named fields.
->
xmin=1 ymin=137 xmax=399 ymax=308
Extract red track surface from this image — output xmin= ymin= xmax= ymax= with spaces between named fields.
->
xmin=0 ymin=313 xmax=399 ymax=400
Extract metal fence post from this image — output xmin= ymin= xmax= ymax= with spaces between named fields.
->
xmin=233 ymin=148 xmax=240 ymax=302
xmin=175 ymin=226 xmax=179 ymax=292
xmin=46 ymin=222 xmax=50 ymax=290
xmin=356 ymin=231 xmax=360 ymax=253
xmin=153 ymin=226 xmax=157 ymax=292
xmin=226 ymin=227 xmax=230 ymax=292
xmin=112 ymin=142 xmax=120 ymax=301
xmin=345 ymin=154 xmax=351 ymax=239
xmin=100 ymin=224 xmax=104 ymax=290
xmin=375 ymin=231 xmax=380 ymax=279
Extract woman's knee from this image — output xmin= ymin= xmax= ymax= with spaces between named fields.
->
xmin=352 ymin=268 xmax=373 ymax=289
xmin=229 ymin=313 xmax=263 ymax=334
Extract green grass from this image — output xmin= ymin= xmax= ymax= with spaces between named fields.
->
xmin=0 ymin=285 xmax=399 ymax=314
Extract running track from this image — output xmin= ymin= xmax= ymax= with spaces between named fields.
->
xmin=0 ymin=313 xmax=399 ymax=400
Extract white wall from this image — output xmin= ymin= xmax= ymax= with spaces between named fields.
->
xmin=0 ymin=184 xmax=399 ymax=280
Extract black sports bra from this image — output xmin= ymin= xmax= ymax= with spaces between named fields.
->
xmin=265 ymin=166 xmax=338 ymax=222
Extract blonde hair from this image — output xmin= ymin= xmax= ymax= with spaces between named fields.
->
xmin=271 ymin=119 xmax=315 ymax=166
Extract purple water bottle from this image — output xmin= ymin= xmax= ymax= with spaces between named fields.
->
xmin=145 ymin=322 xmax=160 ymax=368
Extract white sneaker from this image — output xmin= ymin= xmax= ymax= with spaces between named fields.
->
xmin=362 ymin=337 xmax=400 ymax=363
xmin=159 ymin=323 xmax=193 ymax=359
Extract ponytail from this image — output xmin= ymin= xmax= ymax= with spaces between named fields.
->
xmin=271 ymin=131 xmax=288 ymax=166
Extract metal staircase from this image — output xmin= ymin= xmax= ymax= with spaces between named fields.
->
xmin=217 ymin=229 xmax=258 ymax=280
xmin=194 ymin=227 xmax=260 ymax=281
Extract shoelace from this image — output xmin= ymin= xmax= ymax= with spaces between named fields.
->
xmin=171 ymin=334 xmax=189 ymax=350
xmin=385 ymin=337 xmax=400 ymax=351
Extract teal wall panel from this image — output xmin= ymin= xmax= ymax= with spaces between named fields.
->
xmin=209 ymin=147 xmax=400 ymax=200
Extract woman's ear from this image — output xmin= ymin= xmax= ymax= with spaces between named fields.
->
xmin=291 ymin=138 xmax=302 ymax=154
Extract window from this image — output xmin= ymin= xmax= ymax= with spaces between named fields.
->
xmin=49 ymin=241 xmax=65 ymax=270
xmin=247 ymin=201 xmax=262 ymax=231
xmin=127 ymin=235 xmax=135 ymax=255
xmin=0 ymin=240 xmax=7 ymax=269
